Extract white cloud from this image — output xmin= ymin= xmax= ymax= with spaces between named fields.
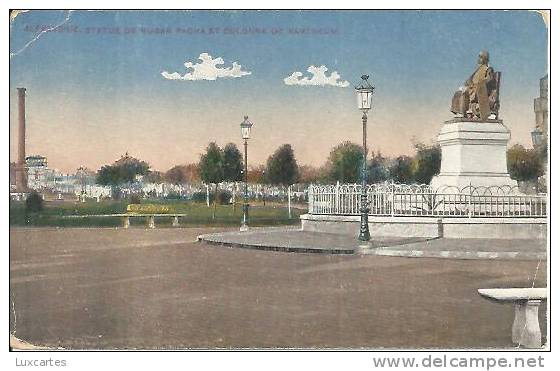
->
xmin=161 ymin=53 xmax=251 ymax=81
xmin=283 ymin=65 xmax=349 ymax=88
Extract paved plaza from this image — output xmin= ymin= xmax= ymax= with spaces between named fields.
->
xmin=10 ymin=227 xmax=547 ymax=349
xmin=199 ymin=228 xmax=547 ymax=260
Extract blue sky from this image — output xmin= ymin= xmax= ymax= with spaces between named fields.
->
xmin=10 ymin=10 xmax=548 ymax=172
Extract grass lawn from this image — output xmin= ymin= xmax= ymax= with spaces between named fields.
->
xmin=10 ymin=199 xmax=306 ymax=228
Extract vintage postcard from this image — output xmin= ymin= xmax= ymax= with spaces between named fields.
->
xmin=8 ymin=8 xmax=550 ymax=359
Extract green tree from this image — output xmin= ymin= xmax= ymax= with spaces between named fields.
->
xmin=96 ymin=153 xmax=150 ymax=186
xmin=412 ymin=143 xmax=441 ymax=184
xmin=198 ymin=142 xmax=224 ymax=219
xmin=389 ymin=155 xmax=414 ymax=184
xmin=507 ymin=144 xmax=544 ymax=182
xmin=96 ymin=165 xmax=120 ymax=186
xmin=265 ymin=144 xmax=299 ymax=218
xmin=223 ymin=143 xmax=243 ymax=182
xmin=265 ymin=144 xmax=299 ymax=186
xmin=222 ymin=143 xmax=243 ymax=212
xmin=326 ymin=141 xmax=363 ymax=183
xmin=368 ymin=150 xmax=389 ymax=183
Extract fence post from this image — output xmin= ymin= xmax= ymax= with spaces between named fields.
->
xmin=288 ymin=185 xmax=292 ymax=219
xmin=468 ymin=193 xmax=472 ymax=218
xmin=335 ymin=181 xmax=340 ymax=214
xmin=391 ymin=187 xmax=395 ymax=217
xmin=308 ymin=185 xmax=313 ymax=214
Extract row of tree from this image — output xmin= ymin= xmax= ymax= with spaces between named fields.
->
xmin=197 ymin=142 xmax=299 ymax=186
xmin=320 ymin=141 xmax=442 ymax=185
xmin=197 ymin=142 xmax=300 ymax=217
xmin=95 ymin=141 xmax=545 ymax=190
xmin=193 ymin=140 xmax=442 ymax=188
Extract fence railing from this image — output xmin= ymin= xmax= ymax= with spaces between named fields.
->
xmin=308 ymin=183 xmax=547 ymax=218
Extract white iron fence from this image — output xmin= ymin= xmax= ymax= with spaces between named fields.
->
xmin=308 ymin=183 xmax=547 ymax=218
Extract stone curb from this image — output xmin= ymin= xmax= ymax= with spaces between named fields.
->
xmin=363 ymin=248 xmax=546 ymax=260
xmin=197 ymin=231 xmax=545 ymax=260
xmin=197 ymin=233 xmax=355 ymax=254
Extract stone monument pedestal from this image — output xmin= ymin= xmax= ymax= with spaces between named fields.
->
xmin=430 ymin=118 xmax=517 ymax=191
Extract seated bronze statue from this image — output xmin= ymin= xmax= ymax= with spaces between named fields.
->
xmin=451 ymin=50 xmax=501 ymax=120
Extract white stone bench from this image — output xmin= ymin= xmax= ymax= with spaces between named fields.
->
xmin=63 ymin=213 xmax=187 ymax=228
xmin=122 ymin=205 xmax=187 ymax=228
xmin=118 ymin=213 xmax=187 ymax=229
xmin=478 ymin=288 xmax=547 ymax=348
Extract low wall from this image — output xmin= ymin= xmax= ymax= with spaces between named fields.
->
xmin=441 ymin=218 xmax=547 ymax=240
xmin=300 ymin=214 xmax=547 ymax=240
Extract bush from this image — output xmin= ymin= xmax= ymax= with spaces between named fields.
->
xmin=163 ymin=192 xmax=184 ymax=200
xmin=25 ymin=192 xmax=43 ymax=213
xmin=389 ymin=156 xmax=414 ymax=184
xmin=190 ymin=190 xmax=232 ymax=205
xmin=217 ymin=190 xmax=233 ymax=205
xmin=412 ymin=144 xmax=441 ymax=184
xmin=507 ymin=144 xmax=544 ymax=182
xmin=190 ymin=191 xmax=209 ymax=203
xmin=129 ymin=194 xmax=142 ymax=204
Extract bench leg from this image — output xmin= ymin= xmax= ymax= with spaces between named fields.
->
xmin=520 ymin=300 xmax=543 ymax=348
xmin=512 ymin=302 xmax=526 ymax=344
xmin=172 ymin=216 xmax=179 ymax=227
xmin=513 ymin=300 xmax=542 ymax=348
xmin=147 ymin=216 xmax=156 ymax=229
xmin=122 ymin=216 xmax=130 ymax=229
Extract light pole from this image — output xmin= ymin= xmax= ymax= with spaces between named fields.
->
xmin=262 ymin=170 xmax=266 ymax=206
xmin=77 ymin=166 xmax=86 ymax=203
xmin=240 ymin=116 xmax=253 ymax=232
xmin=531 ymin=127 xmax=545 ymax=194
xmin=355 ymin=75 xmax=374 ymax=245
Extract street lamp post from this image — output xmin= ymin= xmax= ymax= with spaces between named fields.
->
xmin=531 ymin=127 xmax=545 ymax=194
xmin=262 ymin=170 xmax=266 ymax=206
xmin=240 ymin=116 xmax=253 ymax=232
xmin=355 ymin=75 xmax=375 ymax=245
xmin=77 ymin=166 xmax=86 ymax=203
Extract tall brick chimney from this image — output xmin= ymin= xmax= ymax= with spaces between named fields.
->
xmin=15 ymin=88 xmax=27 ymax=192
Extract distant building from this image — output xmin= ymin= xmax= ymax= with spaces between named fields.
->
xmin=20 ymin=155 xmax=112 ymax=199
xmin=26 ymin=155 xmax=54 ymax=190
xmin=533 ymin=74 xmax=548 ymax=147
xmin=26 ymin=155 xmax=48 ymax=168
xmin=533 ymin=74 xmax=548 ymax=193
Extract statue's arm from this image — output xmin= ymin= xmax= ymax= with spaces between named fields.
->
xmin=464 ymin=69 xmax=476 ymax=86
xmin=485 ymin=67 xmax=495 ymax=82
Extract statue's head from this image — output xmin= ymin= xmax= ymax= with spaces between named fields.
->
xmin=478 ymin=50 xmax=490 ymax=65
